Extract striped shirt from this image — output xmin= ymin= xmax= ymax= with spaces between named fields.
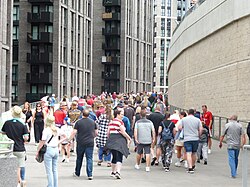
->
xmin=109 ymin=118 xmax=124 ymax=134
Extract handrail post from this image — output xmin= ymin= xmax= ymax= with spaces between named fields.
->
xmin=219 ymin=117 xmax=221 ymax=138
xmin=242 ymin=145 xmax=250 ymax=187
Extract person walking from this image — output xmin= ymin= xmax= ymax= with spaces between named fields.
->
xmin=33 ymin=103 xmax=46 ymax=145
xmin=22 ymin=102 xmax=33 ymax=142
xmin=219 ymin=115 xmax=246 ymax=178
xmin=105 ymin=108 xmax=132 ymax=179
xmin=178 ymin=109 xmax=203 ymax=174
xmin=36 ymin=115 xmax=66 ymax=187
xmin=201 ymin=105 xmax=213 ymax=154
xmin=96 ymin=105 xmax=113 ymax=167
xmin=134 ymin=108 xmax=155 ymax=172
xmin=1 ymin=106 xmax=29 ymax=187
xmin=68 ymin=109 xmax=98 ymax=180
xmin=158 ymin=113 xmax=176 ymax=172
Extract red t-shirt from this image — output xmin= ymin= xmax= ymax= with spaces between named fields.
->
xmin=201 ymin=111 xmax=213 ymax=129
xmin=54 ymin=109 xmax=67 ymax=126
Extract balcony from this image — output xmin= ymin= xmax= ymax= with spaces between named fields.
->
xmin=102 ymin=42 xmax=120 ymax=50
xmin=26 ymin=72 xmax=52 ymax=84
xmin=27 ymin=52 xmax=52 ymax=64
xmin=153 ymin=53 xmax=156 ymax=58
xmin=153 ymin=62 xmax=156 ymax=67
xmin=102 ymin=12 xmax=121 ymax=21
xmin=101 ymin=56 xmax=120 ymax=65
xmin=103 ymin=0 xmax=121 ymax=6
xmin=27 ymin=32 xmax=53 ymax=43
xmin=102 ymin=71 xmax=119 ymax=80
xmin=28 ymin=0 xmax=53 ymax=3
xmin=102 ymin=27 xmax=120 ymax=36
xmin=153 ymin=72 xmax=156 ymax=77
xmin=26 ymin=93 xmax=48 ymax=103
xmin=27 ymin=12 xmax=53 ymax=23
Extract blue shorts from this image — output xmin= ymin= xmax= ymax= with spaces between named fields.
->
xmin=184 ymin=141 xmax=199 ymax=153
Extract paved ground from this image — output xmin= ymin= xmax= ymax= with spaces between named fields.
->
xmin=25 ymin=139 xmax=250 ymax=187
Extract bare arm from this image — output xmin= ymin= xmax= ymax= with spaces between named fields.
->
xmin=134 ymin=128 xmax=139 ymax=144
xmin=68 ymin=129 xmax=77 ymax=142
xmin=219 ymin=135 xmax=224 ymax=148
xmin=119 ymin=125 xmax=132 ymax=141
xmin=241 ymin=134 xmax=246 ymax=148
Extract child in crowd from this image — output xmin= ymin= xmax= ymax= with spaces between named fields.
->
xmin=197 ymin=122 xmax=209 ymax=165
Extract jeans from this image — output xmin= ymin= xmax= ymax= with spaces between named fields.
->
xmin=44 ymin=147 xmax=59 ymax=187
xmin=227 ymin=149 xmax=240 ymax=177
xmin=75 ymin=145 xmax=94 ymax=177
xmin=98 ymin=147 xmax=111 ymax=162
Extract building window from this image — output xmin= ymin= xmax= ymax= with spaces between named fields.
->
xmin=13 ymin=26 xmax=19 ymax=40
xmin=13 ymin=6 xmax=19 ymax=21
xmin=32 ymin=6 xmax=39 ymax=13
xmin=32 ymin=26 xmax=39 ymax=40
xmin=160 ymin=69 xmax=164 ymax=77
xmin=12 ymin=85 xmax=18 ymax=102
xmin=161 ymin=29 xmax=165 ymax=37
xmin=45 ymin=5 xmax=53 ymax=12
xmin=161 ymin=8 xmax=165 ymax=16
xmin=167 ymin=8 xmax=171 ymax=17
xmin=45 ymin=25 xmax=53 ymax=33
xmin=161 ymin=18 xmax=165 ymax=28
xmin=161 ymin=39 xmax=165 ymax=48
xmin=31 ymin=85 xmax=38 ymax=93
xmin=161 ymin=49 xmax=164 ymax=58
xmin=160 ymin=59 xmax=164 ymax=66
xmin=161 ymin=0 xmax=165 ymax=6
xmin=43 ymin=85 xmax=52 ymax=93
xmin=12 ymin=65 xmax=18 ymax=81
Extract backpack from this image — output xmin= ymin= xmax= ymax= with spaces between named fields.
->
xmin=247 ymin=122 xmax=250 ymax=139
xmin=161 ymin=121 xmax=173 ymax=141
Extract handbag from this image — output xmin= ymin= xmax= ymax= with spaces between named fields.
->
xmin=36 ymin=135 xmax=54 ymax=163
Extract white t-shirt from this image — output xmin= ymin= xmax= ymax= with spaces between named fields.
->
xmin=42 ymin=127 xmax=64 ymax=147
xmin=60 ymin=125 xmax=73 ymax=144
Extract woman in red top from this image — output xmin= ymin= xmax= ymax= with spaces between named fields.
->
xmin=105 ymin=108 xmax=131 ymax=179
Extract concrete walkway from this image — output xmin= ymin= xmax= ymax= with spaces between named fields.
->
xmin=24 ymin=140 xmax=250 ymax=187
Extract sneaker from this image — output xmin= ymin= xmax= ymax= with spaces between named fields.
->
xmin=141 ymin=157 xmax=146 ymax=163
xmin=21 ymin=180 xmax=26 ymax=187
xmin=17 ymin=183 xmax=21 ymax=187
xmin=187 ymin=168 xmax=194 ymax=174
xmin=110 ymin=172 xmax=116 ymax=177
xmin=204 ymin=161 xmax=207 ymax=165
xmin=192 ymin=165 xmax=196 ymax=170
xmin=184 ymin=161 xmax=188 ymax=168
xmin=73 ymin=172 xmax=79 ymax=177
xmin=165 ymin=167 xmax=170 ymax=172
xmin=88 ymin=176 xmax=93 ymax=180
xmin=151 ymin=157 xmax=157 ymax=166
xmin=175 ymin=161 xmax=181 ymax=167
xmin=197 ymin=160 xmax=200 ymax=163
xmin=65 ymin=158 xmax=69 ymax=163
xmin=115 ymin=172 xmax=121 ymax=179
xmin=97 ymin=160 xmax=102 ymax=166
xmin=71 ymin=152 xmax=76 ymax=156
xmin=208 ymin=149 xmax=211 ymax=154
xmin=61 ymin=158 xmax=65 ymax=163
xmin=155 ymin=161 xmax=159 ymax=166
xmin=145 ymin=167 xmax=150 ymax=172
xmin=134 ymin=164 xmax=140 ymax=170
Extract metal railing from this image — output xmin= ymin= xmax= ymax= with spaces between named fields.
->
xmin=242 ymin=145 xmax=250 ymax=187
xmin=170 ymin=105 xmax=249 ymax=141
xmin=0 ymin=140 xmax=14 ymax=157
xmin=173 ymin=0 xmax=206 ymax=35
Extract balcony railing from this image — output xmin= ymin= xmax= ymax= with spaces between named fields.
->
xmin=27 ymin=32 xmax=53 ymax=43
xmin=102 ymin=27 xmax=120 ymax=35
xmin=26 ymin=73 xmax=52 ymax=84
xmin=101 ymin=56 xmax=120 ymax=65
xmin=27 ymin=12 xmax=53 ymax=23
xmin=27 ymin=52 xmax=52 ymax=64
xmin=102 ymin=71 xmax=119 ymax=80
xmin=102 ymin=43 xmax=120 ymax=50
xmin=102 ymin=12 xmax=121 ymax=21
xmin=103 ymin=0 xmax=121 ymax=6
xmin=26 ymin=93 xmax=48 ymax=103
xmin=28 ymin=0 xmax=53 ymax=3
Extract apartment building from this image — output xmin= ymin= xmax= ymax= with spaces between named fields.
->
xmin=92 ymin=0 xmax=154 ymax=94
xmin=0 ymin=0 xmax=13 ymax=113
xmin=12 ymin=0 xmax=93 ymax=104
xmin=153 ymin=0 xmax=177 ymax=92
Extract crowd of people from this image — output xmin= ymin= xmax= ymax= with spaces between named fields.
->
xmin=0 ymin=91 xmax=248 ymax=187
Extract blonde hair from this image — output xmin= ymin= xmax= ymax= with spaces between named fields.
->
xmin=45 ymin=115 xmax=57 ymax=136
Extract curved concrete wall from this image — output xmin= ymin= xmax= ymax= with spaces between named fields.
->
xmin=167 ymin=0 xmax=250 ymax=121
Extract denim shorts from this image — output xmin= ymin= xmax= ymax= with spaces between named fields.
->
xmin=184 ymin=140 xmax=199 ymax=153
